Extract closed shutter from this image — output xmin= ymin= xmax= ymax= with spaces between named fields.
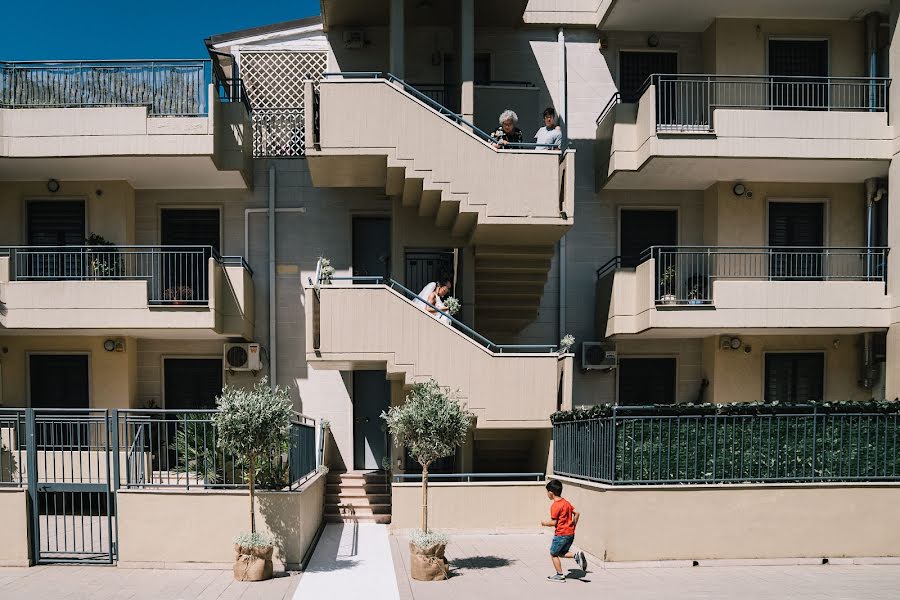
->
xmin=764 ymin=353 xmax=824 ymax=403
xmin=160 ymin=209 xmax=220 ymax=251
xmin=620 ymin=209 xmax=678 ymax=268
xmin=163 ymin=359 xmax=223 ymax=410
xmin=619 ymin=51 xmax=678 ymax=103
xmin=769 ymin=40 xmax=829 ymax=109
xmin=618 ymin=357 xmax=676 ymax=405
xmin=769 ymin=202 xmax=824 ymax=278
xmin=30 ymin=355 xmax=90 ymax=408
xmin=27 ymin=201 xmax=86 ymax=246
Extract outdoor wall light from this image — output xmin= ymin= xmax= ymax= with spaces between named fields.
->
xmin=103 ymin=339 xmax=116 ymax=352
xmin=732 ymin=183 xmax=746 ymax=196
xmin=647 ymin=34 xmax=659 ymax=48
xmin=47 ymin=179 xmax=60 ymax=193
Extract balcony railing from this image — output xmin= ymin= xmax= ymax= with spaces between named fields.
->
xmin=553 ymin=405 xmax=900 ymax=485
xmin=643 ymin=246 xmax=888 ymax=304
xmin=639 ymin=74 xmax=891 ymax=133
xmin=1 ymin=245 xmax=251 ymax=305
xmin=0 ymin=59 xmax=250 ymax=116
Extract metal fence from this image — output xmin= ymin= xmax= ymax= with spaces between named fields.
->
xmin=641 ymin=74 xmax=891 ymax=132
xmin=553 ymin=409 xmax=900 ymax=485
xmin=0 ymin=409 xmax=25 ymax=487
xmin=118 ymin=410 xmax=316 ymax=491
xmin=1 ymin=245 xmax=254 ymax=305
xmin=392 ymin=472 xmax=544 ymax=483
xmin=646 ymin=246 xmax=889 ymax=304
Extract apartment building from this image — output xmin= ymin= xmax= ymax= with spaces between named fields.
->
xmin=1 ymin=0 xmax=899 ymax=560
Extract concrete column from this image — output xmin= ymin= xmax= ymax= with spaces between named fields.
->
xmin=460 ymin=0 xmax=475 ymax=120
xmin=389 ymin=0 xmax=405 ymax=78
xmin=887 ymin=1 xmax=900 ymax=399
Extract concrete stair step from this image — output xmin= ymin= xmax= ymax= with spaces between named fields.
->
xmin=325 ymin=514 xmax=391 ymax=524
xmin=325 ymin=485 xmax=390 ymax=496
xmin=325 ymin=504 xmax=392 ymax=517
xmin=326 ymin=494 xmax=391 ymax=506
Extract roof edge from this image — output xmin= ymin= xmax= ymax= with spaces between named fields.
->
xmin=205 ymin=15 xmax=323 ymax=47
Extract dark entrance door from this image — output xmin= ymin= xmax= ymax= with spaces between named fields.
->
xmin=163 ymin=358 xmax=223 ymax=410
xmin=620 ymin=209 xmax=678 ymax=268
xmin=353 ymin=371 xmax=390 ymax=470
xmin=159 ymin=209 xmax=220 ymax=302
xmin=352 ymin=216 xmax=391 ymax=284
xmin=29 ymin=354 xmax=90 ymax=447
xmin=764 ymin=353 xmax=825 ymax=403
xmin=619 ymin=51 xmax=678 ymax=103
xmin=769 ymin=39 xmax=829 ymax=109
xmin=24 ymin=200 xmax=87 ymax=279
xmin=617 ymin=357 xmax=677 ymax=405
xmin=405 ymin=249 xmax=454 ymax=296
xmin=769 ymin=202 xmax=825 ymax=279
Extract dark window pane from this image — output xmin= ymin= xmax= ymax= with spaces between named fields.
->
xmin=618 ymin=357 xmax=676 ymax=405
xmin=764 ymin=353 xmax=824 ymax=403
xmin=620 ymin=209 xmax=678 ymax=268
xmin=619 ymin=51 xmax=677 ymax=103
xmin=164 ymin=359 xmax=223 ymax=410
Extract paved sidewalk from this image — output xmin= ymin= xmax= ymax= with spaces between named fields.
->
xmin=291 ymin=522 xmax=399 ymax=600
xmin=0 ymin=564 xmax=300 ymax=600
xmin=390 ymin=531 xmax=900 ymax=600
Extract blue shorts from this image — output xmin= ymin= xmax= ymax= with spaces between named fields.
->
xmin=549 ymin=535 xmax=574 ymax=557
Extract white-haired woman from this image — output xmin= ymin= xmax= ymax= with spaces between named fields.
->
xmin=490 ymin=109 xmax=524 ymax=149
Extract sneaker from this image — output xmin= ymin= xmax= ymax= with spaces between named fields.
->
xmin=547 ymin=573 xmax=566 ymax=583
xmin=574 ymin=551 xmax=587 ymax=571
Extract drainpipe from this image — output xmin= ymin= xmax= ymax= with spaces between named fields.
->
xmin=866 ymin=12 xmax=880 ymax=111
xmin=557 ymin=27 xmax=568 ymax=341
xmin=863 ymin=178 xmax=886 ymax=389
xmin=268 ymin=164 xmax=277 ymax=388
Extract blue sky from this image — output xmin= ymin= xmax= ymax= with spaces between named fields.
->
xmin=2 ymin=1 xmax=321 ymax=60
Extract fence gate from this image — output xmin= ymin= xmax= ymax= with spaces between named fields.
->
xmin=26 ymin=409 xmax=117 ymax=564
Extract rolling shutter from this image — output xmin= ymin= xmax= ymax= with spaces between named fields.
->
xmin=163 ymin=359 xmax=223 ymax=410
xmin=764 ymin=353 xmax=825 ymax=403
xmin=27 ymin=201 xmax=85 ymax=246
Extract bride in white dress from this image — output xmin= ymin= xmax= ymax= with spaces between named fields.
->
xmin=414 ymin=277 xmax=452 ymax=325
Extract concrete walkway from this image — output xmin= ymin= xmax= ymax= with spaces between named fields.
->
xmin=390 ymin=531 xmax=900 ymax=600
xmin=291 ymin=523 xmax=399 ymax=600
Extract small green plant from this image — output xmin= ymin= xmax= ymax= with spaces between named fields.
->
xmin=169 ymin=414 xmax=222 ymax=484
xmin=442 ymin=296 xmax=461 ymax=316
xmin=660 ymin=265 xmax=677 ymax=297
xmin=163 ymin=286 xmax=194 ymax=302
xmin=84 ymin=233 xmax=118 ymax=277
xmin=234 ymin=532 xmax=275 ymax=549
xmin=319 ymin=257 xmax=335 ymax=284
xmin=381 ymin=379 xmax=472 ymax=533
xmin=213 ymin=377 xmax=293 ymax=535
xmin=559 ymin=334 xmax=575 ymax=353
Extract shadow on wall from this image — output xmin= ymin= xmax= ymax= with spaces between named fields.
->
xmin=256 ymin=492 xmax=307 ymax=567
xmin=325 ymin=426 xmax=347 ymax=472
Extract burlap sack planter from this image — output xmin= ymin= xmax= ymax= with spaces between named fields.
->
xmin=233 ymin=544 xmax=275 ymax=582
xmin=409 ymin=542 xmax=449 ymax=581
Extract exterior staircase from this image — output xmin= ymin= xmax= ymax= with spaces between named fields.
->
xmin=324 ymin=471 xmax=392 ymax=524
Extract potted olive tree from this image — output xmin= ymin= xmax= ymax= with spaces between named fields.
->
xmin=381 ymin=379 xmax=471 ymax=581
xmin=213 ymin=377 xmax=293 ymax=582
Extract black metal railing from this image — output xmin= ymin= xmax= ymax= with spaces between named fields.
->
xmin=642 ymin=246 xmax=889 ymax=304
xmin=2 ymin=245 xmax=252 ymax=305
xmin=0 ymin=409 xmax=25 ymax=487
xmin=553 ymin=406 xmax=900 ymax=485
xmin=392 ymin=472 xmax=544 ymax=483
xmin=635 ymin=74 xmax=891 ymax=132
xmin=118 ymin=410 xmax=316 ymax=490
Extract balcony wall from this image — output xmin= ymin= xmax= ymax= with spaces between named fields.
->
xmin=0 ymin=256 xmax=253 ymax=338
xmin=0 ymin=87 xmax=251 ymax=189
xmin=598 ymin=84 xmax=892 ymax=190
xmin=602 ymin=257 xmax=891 ymax=337
xmin=306 ymin=284 xmax=572 ymax=428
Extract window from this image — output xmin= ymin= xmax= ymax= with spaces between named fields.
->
xmin=163 ymin=358 xmax=223 ymax=410
xmin=618 ymin=51 xmax=677 ymax=103
xmin=617 ymin=357 xmax=676 ymax=405
xmin=764 ymin=353 xmax=825 ymax=403
xmin=768 ymin=202 xmax=825 ymax=279
xmin=768 ymin=39 xmax=829 ymax=109
xmin=27 ymin=200 xmax=86 ymax=246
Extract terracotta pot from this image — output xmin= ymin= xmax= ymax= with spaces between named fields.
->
xmin=409 ymin=542 xmax=449 ymax=581
xmin=233 ymin=544 xmax=274 ymax=582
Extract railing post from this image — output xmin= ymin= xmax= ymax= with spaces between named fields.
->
xmin=25 ymin=408 xmax=40 ymax=565
xmin=610 ymin=408 xmax=618 ymax=484
xmin=110 ymin=409 xmax=120 ymax=492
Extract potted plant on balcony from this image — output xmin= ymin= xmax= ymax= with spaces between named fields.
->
xmin=381 ymin=379 xmax=472 ymax=581
xmin=213 ymin=377 xmax=293 ymax=582
xmin=659 ymin=265 xmax=677 ymax=304
xmin=163 ymin=285 xmax=193 ymax=304
xmin=84 ymin=233 xmax=118 ymax=279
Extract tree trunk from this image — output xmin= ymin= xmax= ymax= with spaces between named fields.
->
xmin=421 ymin=462 xmax=429 ymax=533
xmin=248 ymin=453 xmax=256 ymax=534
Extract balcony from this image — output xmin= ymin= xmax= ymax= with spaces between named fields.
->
xmin=597 ymin=74 xmax=892 ymax=190
xmin=0 ymin=60 xmax=252 ymax=188
xmin=0 ymin=246 xmax=253 ymax=338
xmin=305 ymin=268 xmax=572 ymax=428
xmin=305 ymin=73 xmax=574 ymax=334
xmin=597 ymin=246 xmax=891 ymax=337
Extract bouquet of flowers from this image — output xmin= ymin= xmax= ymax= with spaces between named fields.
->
xmin=319 ymin=257 xmax=335 ymax=284
xmin=559 ymin=334 xmax=575 ymax=353
xmin=442 ymin=296 xmax=461 ymax=316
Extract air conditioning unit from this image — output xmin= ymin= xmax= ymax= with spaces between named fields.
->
xmin=343 ymin=30 xmax=365 ymax=49
xmin=224 ymin=343 xmax=261 ymax=372
xmin=582 ymin=342 xmax=616 ymax=371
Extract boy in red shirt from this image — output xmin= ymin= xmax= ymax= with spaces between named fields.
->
xmin=541 ymin=479 xmax=587 ymax=582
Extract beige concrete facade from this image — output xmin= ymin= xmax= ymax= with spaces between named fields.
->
xmin=116 ymin=473 xmax=325 ymax=569
xmin=0 ymin=489 xmax=30 ymax=567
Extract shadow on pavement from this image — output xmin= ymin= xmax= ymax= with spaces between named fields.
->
xmin=450 ymin=556 xmax=515 ymax=571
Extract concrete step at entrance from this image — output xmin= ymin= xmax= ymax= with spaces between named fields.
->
xmin=325 ymin=514 xmax=391 ymax=524
xmin=324 ymin=470 xmax=392 ymax=524
xmin=325 ymin=504 xmax=392 ymax=517
xmin=325 ymin=494 xmax=392 ymax=506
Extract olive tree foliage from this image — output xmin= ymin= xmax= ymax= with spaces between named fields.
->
xmin=213 ymin=377 xmax=293 ymax=535
xmin=381 ymin=379 xmax=472 ymax=533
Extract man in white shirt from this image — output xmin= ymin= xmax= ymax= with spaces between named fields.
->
xmin=534 ymin=107 xmax=562 ymax=149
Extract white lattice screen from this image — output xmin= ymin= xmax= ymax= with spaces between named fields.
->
xmin=241 ymin=51 xmax=327 ymax=157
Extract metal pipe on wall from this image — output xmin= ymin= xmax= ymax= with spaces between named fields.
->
xmin=558 ymin=27 xmax=568 ymax=341
xmin=866 ymin=12 xmax=881 ymax=111
xmin=268 ymin=164 xmax=277 ymax=388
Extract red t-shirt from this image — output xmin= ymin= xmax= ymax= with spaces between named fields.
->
xmin=550 ymin=497 xmax=576 ymax=536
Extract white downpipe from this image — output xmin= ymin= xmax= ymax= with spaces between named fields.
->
xmin=268 ymin=164 xmax=277 ymax=388
xmin=558 ymin=27 xmax=568 ymax=340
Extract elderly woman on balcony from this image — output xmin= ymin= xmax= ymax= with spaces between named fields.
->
xmin=491 ymin=109 xmax=524 ymax=149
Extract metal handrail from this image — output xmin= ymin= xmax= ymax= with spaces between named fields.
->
xmin=314 ymin=259 xmax=558 ymax=354
xmin=392 ymin=472 xmax=544 ymax=482
xmin=636 ymin=72 xmax=893 ymax=97
xmin=596 ymin=92 xmax=621 ymax=125
xmin=321 ymin=72 xmax=563 ymax=151
xmin=596 ymin=255 xmax=621 ymax=279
